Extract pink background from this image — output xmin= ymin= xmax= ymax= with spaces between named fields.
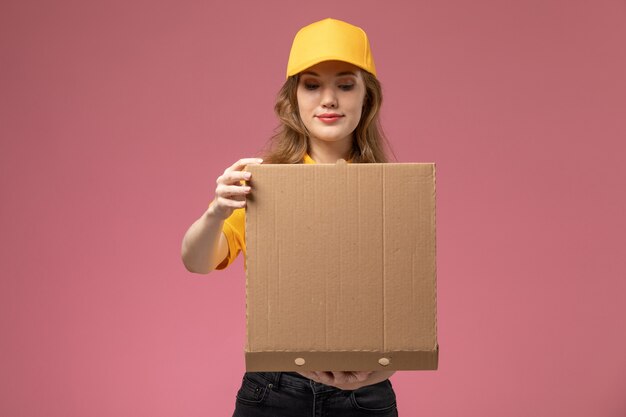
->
xmin=2 ymin=0 xmax=625 ymax=416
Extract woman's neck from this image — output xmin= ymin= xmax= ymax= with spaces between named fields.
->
xmin=308 ymin=137 xmax=352 ymax=163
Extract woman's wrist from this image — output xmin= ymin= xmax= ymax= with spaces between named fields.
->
xmin=339 ymin=370 xmax=396 ymax=390
xmin=205 ymin=200 xmax=228 ymax=221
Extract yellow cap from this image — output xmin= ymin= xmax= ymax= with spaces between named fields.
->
xmin=286 ymin=18 xmax=377 ymax=79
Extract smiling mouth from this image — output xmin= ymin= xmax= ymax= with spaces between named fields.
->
xmin=316 ymin=114 xmax=343 ymax=123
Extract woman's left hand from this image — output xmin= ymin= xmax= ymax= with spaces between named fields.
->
xmin=297 ymin=370 xmax=396 ymax=391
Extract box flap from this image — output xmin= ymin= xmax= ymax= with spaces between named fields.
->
xmin=245 ymin=162 xmax=437 ymax=371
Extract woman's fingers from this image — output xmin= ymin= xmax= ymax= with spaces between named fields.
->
xmin=208 ymin=158 xmax=262 ymax=219
xmin=218 ymin=158 xmax=263 ymax=186
xmin=314 ymin=372 xmax=334 ymax=385
xmin=215 ymin=196 xmax=246 ymax=208
xmin=300 ymin=371 xmax=328 ymax=384
xmin=227 ymin=158 xmax=264 ymax=173
xmin=295 ymin=371 xmax=318 ymax=381
xmin=217 ymin=170 xmax=250 ymax=186
xmin=323 ymin=371 xmax=372 ymax=385
xmin=296 ymin=371 xmax=376 ymax=390
xmin=333 ymin=372 xmax=355 ymax=385
xmin=216 ymin=184 xmax=251 ymax=199
xmin=351 ymin=371 xmax=372 ymax=382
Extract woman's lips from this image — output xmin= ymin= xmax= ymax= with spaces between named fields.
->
xmin=316 ymin=114 xmax=343 ymax=124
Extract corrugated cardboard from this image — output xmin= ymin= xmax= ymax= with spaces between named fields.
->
xmin=245 ymin=160 xmax=437 ymax=371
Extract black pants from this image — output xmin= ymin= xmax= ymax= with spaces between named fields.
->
xmin=232 ymin=372 xmax=398 ymax=417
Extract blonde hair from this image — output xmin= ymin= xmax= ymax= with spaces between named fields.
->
xmin=261 ymin=71 xmax=394 ymax=164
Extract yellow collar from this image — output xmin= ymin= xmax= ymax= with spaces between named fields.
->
xmin=303 ymin=153 xmax=352 ymax=164
xmin=303 ymin=153 xmax=316 ymax=164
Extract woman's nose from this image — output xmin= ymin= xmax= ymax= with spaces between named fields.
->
xmin=320 ymin=87 xmax=337 ymax=108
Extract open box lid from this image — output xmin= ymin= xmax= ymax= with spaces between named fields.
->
xmin=245 ymin=161 xmax=438 ymax=371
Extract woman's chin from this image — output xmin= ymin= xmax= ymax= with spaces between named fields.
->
xmin=309 ymin=134 xmax=353 ymax=144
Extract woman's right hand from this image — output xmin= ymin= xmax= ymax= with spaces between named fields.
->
xmin=207 ymin=158 xmax=263 ymax=220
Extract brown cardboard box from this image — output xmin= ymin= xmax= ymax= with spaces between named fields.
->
xmin=245 ymin=160 xmax=437 ymax=371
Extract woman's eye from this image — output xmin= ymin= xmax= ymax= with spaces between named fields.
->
xmin=339 ymin=84 xmax=354 ymax=91
xmin=304 ymin=83 xmax=319 ymax=90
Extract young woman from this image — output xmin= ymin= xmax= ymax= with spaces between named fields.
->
xmin=181 ymin=18 xmax=398 ymax=417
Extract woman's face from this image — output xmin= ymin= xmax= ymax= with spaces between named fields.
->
xmin=296 ymin=60 xmax=366 ymax=147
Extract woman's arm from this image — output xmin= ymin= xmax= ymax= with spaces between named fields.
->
xmin=181 ymin=206 xmax=229 ymax=274
xmin=181 ymin=158 xmax=262 ymax=274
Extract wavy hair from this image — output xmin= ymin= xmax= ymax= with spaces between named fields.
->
xmin=261 ymin=71 xmax=394 ymax=164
